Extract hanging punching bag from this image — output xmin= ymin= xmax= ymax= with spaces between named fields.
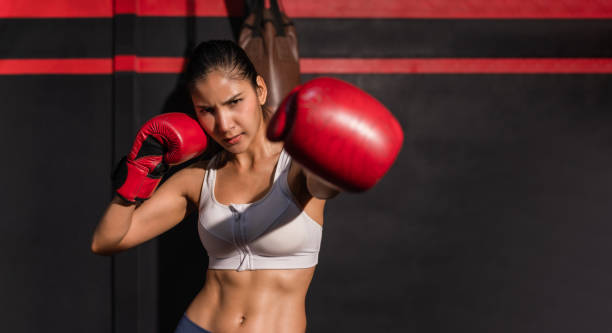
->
xmin=239 ymin=0 xmax=300 ymax=113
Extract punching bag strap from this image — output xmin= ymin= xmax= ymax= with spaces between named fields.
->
xmin=242 ymin=0 xmax=264 ymax=38
xmin=269 ymin=0 xmax=287 ymax=37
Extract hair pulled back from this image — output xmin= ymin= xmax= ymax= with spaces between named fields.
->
xmin=185 ymin=40 xmax=259 ymax=93
xmin=185 ymin=40 xmax=272 ymax=121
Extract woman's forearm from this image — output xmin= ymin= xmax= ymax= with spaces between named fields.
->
xmin=305 ymin=171 xmax=340 ymax=200
xmin=90 ymin=196 xmax=137 ymax=255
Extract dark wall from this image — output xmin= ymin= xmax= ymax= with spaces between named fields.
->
xmin=0 ymin=74 xmax=112 ymax=331
xmin=304 ymin=74 xmax=612 ymax=332
xmin=2 ymin=2 xmax=612 ymax=333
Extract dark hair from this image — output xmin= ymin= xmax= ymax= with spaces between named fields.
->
xmin=185 ymin=40 xmax=259 ymax=93
xmin=185 ymin=40 xmax=272 ymax=120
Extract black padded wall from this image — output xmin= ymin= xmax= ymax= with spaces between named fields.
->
xmin=303 ymin=74 xmax=612 ymax=332
xmin=0 ymin=75 xmax=113 ymax=331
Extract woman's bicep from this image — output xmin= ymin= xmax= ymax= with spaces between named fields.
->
xmin=289 ymin=161 xmax=340 ymax=200
xmin=287 ymin=161 xmax=326 ymax=226
xmin=116 ymin=167 xmax=201 ymax=250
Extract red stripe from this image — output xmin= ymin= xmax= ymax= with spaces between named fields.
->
xmin=300 ymin=58 xmax=612 ymax=74
xmin=0 ymin=0 xmax=112 ymax=18
xmin=0 ymin=59 xmax=112 ymax=74
xmin=284 ymin=0 xmax=612 ymax=19
xmin=114 ymin=0 xmax=244 ymax=17
xmin=114 ymin=55 xmax=185 ymax=73
xmin=2 ymin=0 xmax=612 ymax=18
xmin=113 ymin=55 xmax=137 ymax=72
xmin=3 ymin=57 xmax=612 ymax=74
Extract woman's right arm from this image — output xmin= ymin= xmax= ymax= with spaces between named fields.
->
xmin=91 ymin=166 xmax=203 ymax=255
xmin=92 ymin=112 xmax=208 ymax=255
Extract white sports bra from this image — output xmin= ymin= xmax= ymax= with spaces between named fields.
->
xmin=197 ymin=150 xmax=322 ymax=271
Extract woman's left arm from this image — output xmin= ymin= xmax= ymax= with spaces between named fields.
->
xmin=302 ymin=166 xmax=340 ymax=200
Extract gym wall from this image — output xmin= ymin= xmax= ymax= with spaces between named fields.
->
xmin=2 ymin=1 xmax=612 ymax=332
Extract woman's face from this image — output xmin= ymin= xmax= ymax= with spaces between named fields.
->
xmin=191 ymin=70 xmax=267 ymax=154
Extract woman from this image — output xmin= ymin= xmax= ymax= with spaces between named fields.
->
xmin=91 ymin=40 xmax=402 ymax=332
xmin=93 ymin=40 xmax=338 ymax=333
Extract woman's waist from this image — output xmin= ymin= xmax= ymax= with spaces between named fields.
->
xmin=189 ymin=286 xmax=306 ymax=315
xmin=185 ymin=302 xmax=306 ymax=333
xmin=186 ymin=270 xmax=313 ymax=332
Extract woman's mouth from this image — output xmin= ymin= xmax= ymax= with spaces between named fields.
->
xmin=224 ymin=134 xmax=243 ymax=145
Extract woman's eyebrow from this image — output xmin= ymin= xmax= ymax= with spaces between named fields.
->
xmin=222 ymin=93 xmax=242 ymax=105
xmin=195 ymin=93 xmax=243 ymax=109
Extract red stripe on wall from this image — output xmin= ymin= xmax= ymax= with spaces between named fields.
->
xmin=3 ymin=58 xmax=612 ymax=74
xmin=114 ymin=55 xmax=137 ymax=71
xmin=284 ymin=0 xmax=612 ymax=19
xmin=114 ymin=55 xmax=185 ymax=73
xmin=0 ymin=59 xmax=112 ymax=74
xmin=2 ymin=0 xmax=612 ymax=18
xmin=114 ymin=0 xmax=244 ymax=17
xmin=0 ymin=1 xmax=112 ymax=18
xmin=300 ymin=58 xmax=612 ymax=74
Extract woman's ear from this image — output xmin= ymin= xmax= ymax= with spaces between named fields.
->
xmin=255 ymin=75 xmax=268 ymax=106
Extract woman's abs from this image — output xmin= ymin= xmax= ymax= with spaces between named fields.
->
xmin=185 ymin=268 xmax=315 ymax=333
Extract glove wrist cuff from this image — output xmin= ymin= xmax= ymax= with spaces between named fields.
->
xmin=115 ymin=161 xmax=162 ymax=203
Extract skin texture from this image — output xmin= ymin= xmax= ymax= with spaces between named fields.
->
xmin=91 ymin=70 xmax=335 ymax=332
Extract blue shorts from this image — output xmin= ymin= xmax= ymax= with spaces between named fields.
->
xmin=174 ymin=314 xmax=212 ymax=333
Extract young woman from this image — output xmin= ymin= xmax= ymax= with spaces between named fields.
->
xmin=91 ymin=40 xmax=402 ymax=333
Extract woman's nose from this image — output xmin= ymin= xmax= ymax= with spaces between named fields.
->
xmin=216 ymin=109 xmax=235 ymax=133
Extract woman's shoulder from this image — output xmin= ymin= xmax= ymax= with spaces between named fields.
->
xmin=178 ymin=157 xmax=212 ymax=184
xmin=181 ymin=150 xmax=223 ymax=174
xmin=161 ymin=158 xmax=210 ymax=205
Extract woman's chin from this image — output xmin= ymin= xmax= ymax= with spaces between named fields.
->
xmin=221 ymin=141 xmax=247 ymax=154
xmin=223 ymin=146 xmax=242 ymax=154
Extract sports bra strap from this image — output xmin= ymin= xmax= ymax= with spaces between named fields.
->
xmin=273 ymin=149 xmax=291 ymax=181
xmin=203 ymin=149 xmax=291 ymax=200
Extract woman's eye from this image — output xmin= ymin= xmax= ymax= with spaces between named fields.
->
xmin=230 ymin=99 xmax=241 ymax=105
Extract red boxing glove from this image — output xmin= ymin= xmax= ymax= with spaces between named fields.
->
xmin=114 ymin=113 xmax=208 ymax=203
xmin=267 ymin=77 xmax=403 ymax=192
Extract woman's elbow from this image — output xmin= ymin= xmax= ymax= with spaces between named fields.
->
xmin=90 ymin=240 xmax=110 ymax=256
xmin=90 ymin=237 xmax=122 ymax=256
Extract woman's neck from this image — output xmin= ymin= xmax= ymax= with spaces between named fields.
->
xmin=230 ymin=119 xmax=283 ymax=170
